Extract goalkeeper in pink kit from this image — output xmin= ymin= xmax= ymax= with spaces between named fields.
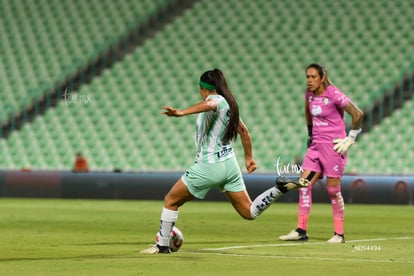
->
xmin=276 ymin=63 xmax=363 ymax=243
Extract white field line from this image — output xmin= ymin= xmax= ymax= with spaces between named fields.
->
xmin=188 ymin=237 xmax=414 ymax=264
xmin=189 ymin=251 xmax=414 ymax=264
xmin=200 ymin=236 xmax=413 ymax=251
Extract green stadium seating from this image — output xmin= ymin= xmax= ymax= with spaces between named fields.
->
xmin=0 ymin=0 xmax=174 ymax=124
xmin=348 ymin=97 xmax=414 ymax=174
xmin=0 ymin=0 xmax=413 ymax=174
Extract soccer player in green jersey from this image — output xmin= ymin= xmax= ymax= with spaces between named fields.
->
xmin=140 ymin=69 xmax=303 ymax=254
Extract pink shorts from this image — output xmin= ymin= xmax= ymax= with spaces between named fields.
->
xmin=302 ymin=143 xmax=347 ymax=178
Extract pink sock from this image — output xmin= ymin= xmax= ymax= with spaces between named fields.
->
xmin=327 ymin=185 xmax=345 ymax=235
xmin=297 ymin=186 xmax=312 ymax=230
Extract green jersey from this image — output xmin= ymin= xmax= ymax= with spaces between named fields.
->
xmin=195 ymin=95 xmax=234 ymax=163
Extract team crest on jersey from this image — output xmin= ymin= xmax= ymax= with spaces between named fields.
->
xmin=324 ymin=98 xmax=329 ymax=105
xmin=311 ymin=105 xmax=322 ymax=116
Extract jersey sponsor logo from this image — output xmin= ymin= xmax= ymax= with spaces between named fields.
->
xmin=314 ymin=121 xmax=328 ymax=126
xmin=217 ymin=147 xmax=233 ymax=158
xmin=311 ymin=105 xmax=322 ymax=116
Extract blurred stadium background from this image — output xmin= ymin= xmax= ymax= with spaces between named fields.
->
xmin=0 ymin=0 xmax=413 ymax=176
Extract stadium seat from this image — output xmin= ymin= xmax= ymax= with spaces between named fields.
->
xmin=1 ymin=0 xmax=413 ymax=174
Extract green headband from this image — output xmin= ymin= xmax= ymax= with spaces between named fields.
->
xmin=199 ymin=80 xmax=215 ymax=90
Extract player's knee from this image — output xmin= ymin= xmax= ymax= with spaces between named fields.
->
xmin=163 ymin=194 xmax=178 ymax=209
xmin=326 ymin=177 xmax=341 ymax=187
xmin=301 ymin=171 xmax=318 ymax=185
xmin=326 ymin=181 xmax=342 ymax=198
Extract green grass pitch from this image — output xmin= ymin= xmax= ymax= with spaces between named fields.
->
xmin=0 ymin=198 xmax=413 ymax=275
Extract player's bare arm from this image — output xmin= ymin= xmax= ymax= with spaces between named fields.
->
xmin=343 ymin=101 xmax=363 ymax=130
xmin=237 ymin=120 xmax=257 ymax=173
xmin=161 ymin=99 xmax=217 ymax=117
xmin=333 ymin=101 xmax=364 ymax=155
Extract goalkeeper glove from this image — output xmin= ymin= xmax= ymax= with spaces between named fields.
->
xmin=333 ymin=128 xmax=362 ymax=154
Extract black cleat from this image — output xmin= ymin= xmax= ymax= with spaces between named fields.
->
xmin=279 ymin=228 xmax=309 ymax=241
xmin=275 ymin=176 xmax=310 ymax=193
xmin=140 ymin=244 xmax=171 ymax=254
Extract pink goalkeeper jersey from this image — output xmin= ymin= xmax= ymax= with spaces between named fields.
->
xmin=305 ymin=85 xmax=350 ymax=143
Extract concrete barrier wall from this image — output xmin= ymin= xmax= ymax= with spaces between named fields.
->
xmin=0 ymin=170 xmax=413 ymax=204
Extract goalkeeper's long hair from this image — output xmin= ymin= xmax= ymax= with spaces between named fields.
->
xmin=200 ymin=69 xmax=239 ymax=143
xmin=307 ymin=63 xmax=335 ymax=87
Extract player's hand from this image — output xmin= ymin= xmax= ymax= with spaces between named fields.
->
xmin=333 ymin=137 xmax=354 ymax=154
xmin=245 ymin=159 xmax=257 ymax=173
xmin=161 ymin=106 xmax=184 ymax=117
xmin=333 ymin=128 xmax=361 ymax=154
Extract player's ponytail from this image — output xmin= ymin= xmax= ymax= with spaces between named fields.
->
xmin=200 ymin=69 xmax=239 ymax=143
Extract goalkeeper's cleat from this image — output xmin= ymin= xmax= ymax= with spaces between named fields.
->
xmin=279 ymin=228 xmax=309 ymax=241
xmin=326 ymin=233 xmax=345 ymax=244
xmin=140 ymin=244 xmax=171 ymax=254
xmin=275 ymin=176 xmax=311 ymax=193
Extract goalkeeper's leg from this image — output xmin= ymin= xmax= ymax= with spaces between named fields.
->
xmin=279 ymin=186 xmax=312 ymax=241
xmin=326 ymin=178 xmax=346 ymax=243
